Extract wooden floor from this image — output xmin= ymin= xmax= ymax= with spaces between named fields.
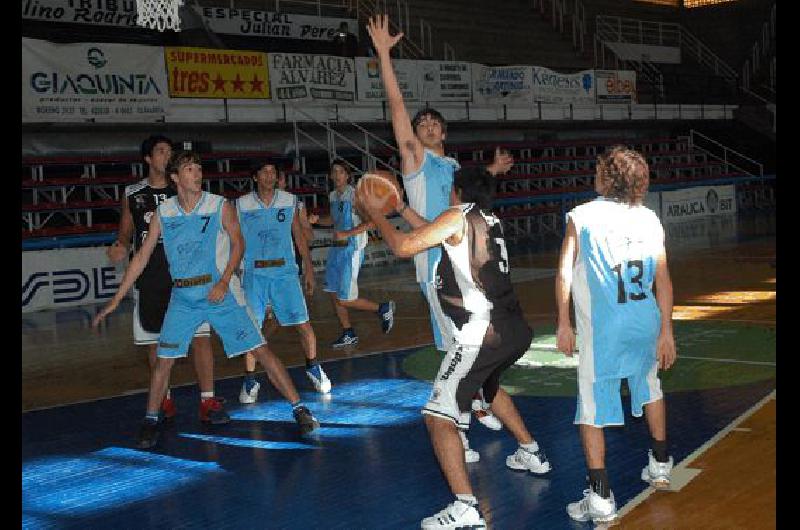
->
xmin=22 ymin=213 xmax=776 ymax=528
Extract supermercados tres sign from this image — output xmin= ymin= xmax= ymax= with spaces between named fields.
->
xmin=661 ymin=185 xmax=736 ymax=223
xmin=23 ymin=38 xmax=170 ymax=122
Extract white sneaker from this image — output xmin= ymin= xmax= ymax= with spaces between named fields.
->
xmin=641 ymin=449 xmax=673 ymax=489
xmin=239 ymin=380 xmax=260 ymax=404
xmin=472 ymin=408 xmax=503 ymax=431
xmin=421 ymin=500 xmax=486 ymax=529
xmin=459 ymin=430 xmax=480 ymax=463
xmin=306 ymin=364 xmax=332 ymax=394
xmin=506 ymin=442 xmax=551 ymax=474
xmin=566 ymin=489 xmax=617 ymax=523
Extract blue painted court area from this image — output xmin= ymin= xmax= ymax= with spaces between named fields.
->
xmin=22 ymin=347 xmax=775 ymax=529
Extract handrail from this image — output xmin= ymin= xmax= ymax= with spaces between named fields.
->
xmin=689 ymin=129 xmax=764 ymax=177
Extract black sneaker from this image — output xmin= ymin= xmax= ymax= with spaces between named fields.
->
xmin=331 ymin=330 xmax=358 ymax=348
xmin=292 ymin=405 xmax=320 ymax=435
xmin=378 ymin=300 xmax=395 ymax=334
xmin=137 ymin=418 xmax=161 ymax=450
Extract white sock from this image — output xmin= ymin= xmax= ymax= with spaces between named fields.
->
xmin=201 ymin=391 xmax=214 ymax=400
xmin=165 ymin=388 xmax=171 ymax=399
xmin=456 ymin=494 xmax=477 ymax=506
xmin=521 ymin=440 xmax=539 ymax=452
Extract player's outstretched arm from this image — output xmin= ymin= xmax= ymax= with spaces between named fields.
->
xmin=366 ymin=15 xmax=424 ymax=175
xmin=556 ymin=219 xmax=578 ymax=356
xmin=93 ymin=214 xmax=160 ymax=327
xmin=654 ymin=253 xmax=677 ymax=370
xmin=361 ymin=193 xmax=463 ymax=258
xmin=209 ymin=201 xmax=244 ymax=303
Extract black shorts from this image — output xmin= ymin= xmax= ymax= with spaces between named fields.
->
xmin=136 ymin=265 xmax=172 ymax=334
xmin=423 ymin=314 xmax=534 ymax=428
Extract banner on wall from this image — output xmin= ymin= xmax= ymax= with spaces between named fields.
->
xmin=530 ymin=67 xmax=595 ymax=104
xmin=22 ymin=247 xmax=124 ymax=313
xmin=356 ymin=57 xmax=419 ymax=101
xmin=661 ymin=185 xmax=736 ymax=223
xmin=197 ymin=7 xmax=357 ymax=40
xmin=418 ymin=61 xmax=472 ymax=101
xmin=164 ymin=47 xmax=269 ymax=99
xmin=22 ymin=38 xmax=170 ymax=122
xmin=472 ymin=64 xmax=533 ymax=105
xmin=595 ymin=70 xmax=637 ymax=103
xmin=22 ymin=0 xmax=138 ymax=27
xmin=268 ymin=53 xmax=355 ymax=102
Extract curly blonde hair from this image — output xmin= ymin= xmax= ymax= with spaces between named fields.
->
xmin=595 ymin=145 xmax=650 ymax=205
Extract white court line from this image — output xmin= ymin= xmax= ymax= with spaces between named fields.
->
xmin=617 ymin=389 xmax=776 ymax=520
xmin=679 ymin=355 xmax=776 ymax=366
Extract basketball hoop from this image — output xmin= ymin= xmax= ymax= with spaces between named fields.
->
xmin=136 ymin=0 xmax=184 ymax=32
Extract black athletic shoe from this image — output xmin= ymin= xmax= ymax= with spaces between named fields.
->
xmin=292 ymin=405 xmax=320 ymax=435
xmin=137 ymin=418 xmax=161 ymax=450
xmin=378 ymin=300 xmax=395 ymax=334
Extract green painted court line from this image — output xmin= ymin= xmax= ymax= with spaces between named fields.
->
xmin=679 ymin=355 xmax=776 ymax=366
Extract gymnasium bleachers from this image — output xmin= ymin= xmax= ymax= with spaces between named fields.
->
xmin=22 ymin=133 xmax=774 ymax=247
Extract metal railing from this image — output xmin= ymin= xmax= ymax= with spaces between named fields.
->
xmin=532 ymin=0 xmax=588 ymax=54
xmin=742 ymin=3 xmax=775 ymax=93
xmin=689 ymin=129 xmax=764 ymax=177
xmin=290 ymin=103 xmax=400 ymax=180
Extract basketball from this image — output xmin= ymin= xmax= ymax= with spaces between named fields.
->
xmin=356 ymin=169 xmax=402 ymax=216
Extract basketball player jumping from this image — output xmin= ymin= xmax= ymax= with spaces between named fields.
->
xmin=95 ymin=150 xmax=320 ymax=449
xmin=367 ymin=14 xmax=513 ymax=455
xmin=107 ymin=135 xmax=229 ymax=427
xmin=358 ymin=166 xmax=551 ymax=530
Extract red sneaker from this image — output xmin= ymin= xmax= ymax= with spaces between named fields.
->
xmin=161 ymin=396 xmax=177 ymax=419
xmin=199 ymin=397 xmax=231 ymax=425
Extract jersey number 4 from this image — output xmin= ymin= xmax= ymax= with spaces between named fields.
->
xmin=612 ymin=260 xmax=647 ymax=304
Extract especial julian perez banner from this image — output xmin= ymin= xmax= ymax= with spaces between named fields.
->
xmin=197 ymin=7 xmax=357 ymax=41
xmin=23 ymin=37 xmax=169 ymax=122
xmin=164 ymin=47 xmax=270 ymax=99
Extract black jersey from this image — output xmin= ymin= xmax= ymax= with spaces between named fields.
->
xmin=125 ymin=179 xmax=174 ymax=290
xmin=435 ymin=204 xmax=523 ymax=345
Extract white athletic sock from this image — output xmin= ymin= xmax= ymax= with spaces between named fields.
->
xmin=165 ymin=388 xmax=171 ymax=399
xmin=201 ymin=391 xmax=214 ymax=400
xmin=456 ymin=494 xmax=477 ymax=506
xmin=520 ymin=440 xmax=539 ymax=452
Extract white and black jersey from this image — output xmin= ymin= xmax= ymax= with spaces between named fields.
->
xmin=423 ymin=204 xmax=533 ymax=427
xmin=125 ymin=179 xmax=174 ymax=333
xmin=435 ymin=203 xmax=523 ymax=347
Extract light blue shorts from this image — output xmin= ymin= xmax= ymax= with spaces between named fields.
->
xmin=324 ymin=247 xmax=364 ymax=301
xmin=157 ymin=284 xmax=264 ymax=359
xmin=574 ymin=358 xmax=663 ymax=427
xmin=244 ymin=273 xmax=309 ymax=327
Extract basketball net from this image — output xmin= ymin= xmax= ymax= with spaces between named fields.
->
xmin=136 ymin=0 xmax=184 ymax=32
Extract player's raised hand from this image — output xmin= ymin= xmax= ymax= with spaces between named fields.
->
xmin=656 ymin=330 xmax=677 ymax=370
xmin=556 ymin=322 xmax=577 ymax=357
xmin=366 ymin=14 xmax=403 ymax=54
xmin=486 ymin=147 xmax=514 ymax=176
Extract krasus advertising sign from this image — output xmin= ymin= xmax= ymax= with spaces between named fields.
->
xmin=530 ymin=67 xmax=595 ymax=104
xmin=23 ymin=38 xmax=169 ymax=122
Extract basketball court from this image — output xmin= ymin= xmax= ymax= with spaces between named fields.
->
xmin=22 ymin=211 xmax=775 ymax=528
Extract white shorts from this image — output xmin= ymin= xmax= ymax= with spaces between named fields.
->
xmin=132 ymin=287 xmax=209 ymax=346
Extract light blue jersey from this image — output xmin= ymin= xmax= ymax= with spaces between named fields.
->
xmin=402 ymin=149 xmax=460 ymax=283
xmin=155 ymin=192 xmax=264 ymax=358
xmin=568 ymin=197 xmax=664 ymax=381
xmin=237 ymin=190 xmax=299 ymax=278
xmin=329 ymin=185 xmax=367 ymax=251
